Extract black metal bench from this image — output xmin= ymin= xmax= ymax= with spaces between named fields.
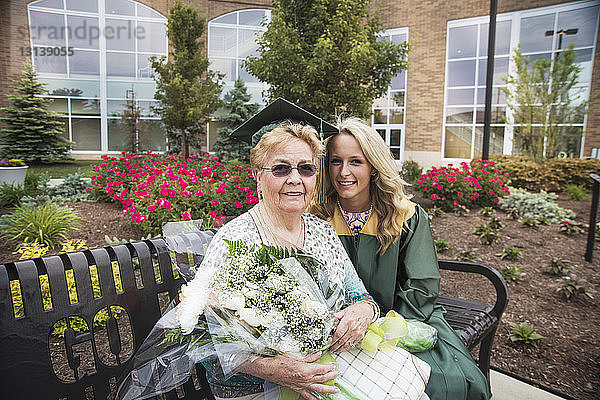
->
xmin=437 ymin=260 xmax=508 ymax=381
xmin=0 ymin=235 xmax=507 ymax=399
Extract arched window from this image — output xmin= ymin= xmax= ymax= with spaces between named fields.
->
xmin=27 ymin=0 xmax=168 ymax=153
xmin=208 ymin=9 xmax=271 ymax=104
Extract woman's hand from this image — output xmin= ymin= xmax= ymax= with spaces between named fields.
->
xmin=329 ymin=301 xmax=374 ymax=354
xmin=240 ymin=353 xmax=340 ymax=400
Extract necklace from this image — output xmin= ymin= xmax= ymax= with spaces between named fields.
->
xmin=337 ymin=199 xmax=373 ymax=214
xmin=338 ymin=200 xmax=372 ymax=242
xmin=254 ymin=203 xmax=304 ymax=249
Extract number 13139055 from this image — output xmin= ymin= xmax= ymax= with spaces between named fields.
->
xmin=20 ymin=47 xmax=74 ymax=56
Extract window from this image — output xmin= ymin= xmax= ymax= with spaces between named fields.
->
xmin=208 ymin=9 xmax=271 ymax=104
xmin=443 ymin=18 xmax=511 ymax=160
xmin=443 ymin=2 xmax=599 ymax=160
xmin=372 ymin=28 xmax=408 ymax=161
xmin=27 ymin=0 xmax=168 ymax=153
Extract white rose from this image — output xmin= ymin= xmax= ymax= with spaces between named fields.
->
xmin=239 ymin=307 xmax=262 ymax=327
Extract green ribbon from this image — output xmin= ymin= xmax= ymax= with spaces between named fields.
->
xmin=360 ymin=310 xmax=409 ymax=353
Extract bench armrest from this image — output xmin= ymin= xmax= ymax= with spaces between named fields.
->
xmin=438 ymin=260 xmax=509 ymax=320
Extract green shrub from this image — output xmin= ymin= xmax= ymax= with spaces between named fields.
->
xmin=500 ymin=266 xmax=525 ymax=282
xmin=498 ymin=189 xmax=575 ymax=223
xmin=1 ymin=202 xmax=79 ymax=248
xmin=490 ymin=155 xmax=600 ymax=192
xmin=488 ymin=217 xmax=505 ymax=230
xmin=401 ymin=160 xmax=423 ymax=185
xmin=563 ymin=184 xmax=589 ymax=201
xmin=509 ymin=322 xmax=543 ymax=345
xmin=521 ymin=218 xmax=538 ymax=228
xmin=536 ymin=216 xmax=550 ymax=225
xmin=434 ymin=238 xmax=453 ymax=253
xmin=0 ymin=183 xmax=29 ymax=208
xmin=559 ymin=220 xmax=585 ymax=235
xmin=427 ymin=207 xmax=444 ymax=217
xmin=25 ymin=170 xmax=48 ymax=192
xmin=507 ymin=208 xmax=520 ymax=219
xmin=473 ymin=225 xmax=498 ymax=245
xmin=455 ymin=250 xmax=475 ymax=262
xmin=0 ymin=170 xmax=48 ymax=208
xmin=47 ymin=172 xmax=92 ymax=201
xmin=479 ymin=207 xmax=495 ymax=217
xmin=496 ymin=245 xmax=522 ymax=261
xmin=547 ymin=259 xmax=572 ymax=276
xmin=558 ymin=275 xmax=593 ymax=300
xmin=453 ymin=204 xmax=469 ymax=216
xmin=415 ymin=160 xmax=510 ymax=211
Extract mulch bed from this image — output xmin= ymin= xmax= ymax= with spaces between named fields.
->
xmin=1 ymin=197 xmax=599 ymax=399
xmin=413 ymin=191 xmax=600 ymax=400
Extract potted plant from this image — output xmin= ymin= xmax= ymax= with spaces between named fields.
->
xmin=0 ymin=159 xmax=28 ymax=185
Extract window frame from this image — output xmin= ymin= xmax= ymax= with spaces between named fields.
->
xmin=28 ymin=0 xmax=168 ymax=153
xmin=371 ymin=27 xmax=408 ymax=163
xmin=442 ymin=1 xmax=599 ymax=161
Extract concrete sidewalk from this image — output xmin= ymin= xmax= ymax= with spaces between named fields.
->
xmin=490 ymin=370 xmax=567 ymax=400
xmin=47 ymin=177 xmax=90 ymax=187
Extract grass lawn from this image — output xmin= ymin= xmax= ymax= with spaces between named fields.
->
xmin=27 ymin=160 xmax=98 ymax=178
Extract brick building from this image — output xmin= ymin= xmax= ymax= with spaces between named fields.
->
xmin=0 ymin=0 xmax=598 ymax=168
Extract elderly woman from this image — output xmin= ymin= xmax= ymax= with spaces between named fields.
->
xmin=183 ymin=122 xmax=379 ymax=400
xmin=310 ymin=118 xmax=491 ymax=400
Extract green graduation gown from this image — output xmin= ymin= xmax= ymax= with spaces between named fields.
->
xmin=329 ymin=203 xmax=491 ymax=400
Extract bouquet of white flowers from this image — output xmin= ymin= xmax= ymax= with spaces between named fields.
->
xmin=179 ymin=239 xmax=340 ymax=377
xmin=115 ymin=228 xmax=346 ymax=400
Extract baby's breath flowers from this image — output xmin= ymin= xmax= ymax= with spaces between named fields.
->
xmin=179 ymin=240 xmax=334 ymax=356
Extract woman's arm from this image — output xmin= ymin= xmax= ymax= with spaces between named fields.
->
xmin=329 ymin=229 xmax=379 ymax=353
xmin=239 ymin=353 xmax=340 ymax=400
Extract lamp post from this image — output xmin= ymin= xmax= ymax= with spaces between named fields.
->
xmin=545 ymin=28 xmax=578 ymax=50
xmin=481 ymin=0 xmax=497 ymax=160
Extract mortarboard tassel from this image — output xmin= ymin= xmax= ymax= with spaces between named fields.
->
xmin=314 ymin=120 xmax=327 ymax=206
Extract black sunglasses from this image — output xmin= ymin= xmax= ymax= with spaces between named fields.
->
xmin=262 ymin=163 xmax=317 ymax=177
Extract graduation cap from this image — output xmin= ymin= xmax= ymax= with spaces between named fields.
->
xmin=231 ymin=98 xmax=338 ymax=147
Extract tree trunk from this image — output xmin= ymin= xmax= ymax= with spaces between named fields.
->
xmin=182 ymin=130 xmax=189 ymax=158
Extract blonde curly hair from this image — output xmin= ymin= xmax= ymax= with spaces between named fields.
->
xmin=310 ymin=117 xmax=413 ymax=253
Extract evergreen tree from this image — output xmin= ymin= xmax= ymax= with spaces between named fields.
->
xmin=212 ymin=79 xmax=260 ymax=162
xmin=151 ymin=1 xmax=223 ymax=157
xmin=244 ymin=0 xmax=409 ymax=120
xmin=503 ymin=44 xmax=591 ymax=162
xmin=121 ymin=88 xmax=142 ymax=153
xmin=0 ymin=62 xmax=72 ymax=163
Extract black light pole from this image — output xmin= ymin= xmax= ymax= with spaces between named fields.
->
xmin=545 ymin=28 xmax=578 ymax=50
xmin=481 ymin=0 xmax=498 ymax=160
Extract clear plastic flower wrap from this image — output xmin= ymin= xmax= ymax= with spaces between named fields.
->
xmin=115 ymin=220 xmax=346 ymax=400
xmin=360 ymin=310 xmax=438 ymax=354
xmin=196 ymin=241 xmax=342 ymax=378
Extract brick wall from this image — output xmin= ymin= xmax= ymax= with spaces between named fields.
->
xmin=0 ymin=0 xmax=32 ymax=108
xmin=585 ymin=23 xmax=600 ymax=155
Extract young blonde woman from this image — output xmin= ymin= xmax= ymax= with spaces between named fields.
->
xmin=311 ymin=117 xmax=491 ymax=400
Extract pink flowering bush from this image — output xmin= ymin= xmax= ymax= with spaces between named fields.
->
xmin=91 ymin=152 xmax=258 ymax=234
xmin=415 ymin=160 xmax=511 ymax=211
